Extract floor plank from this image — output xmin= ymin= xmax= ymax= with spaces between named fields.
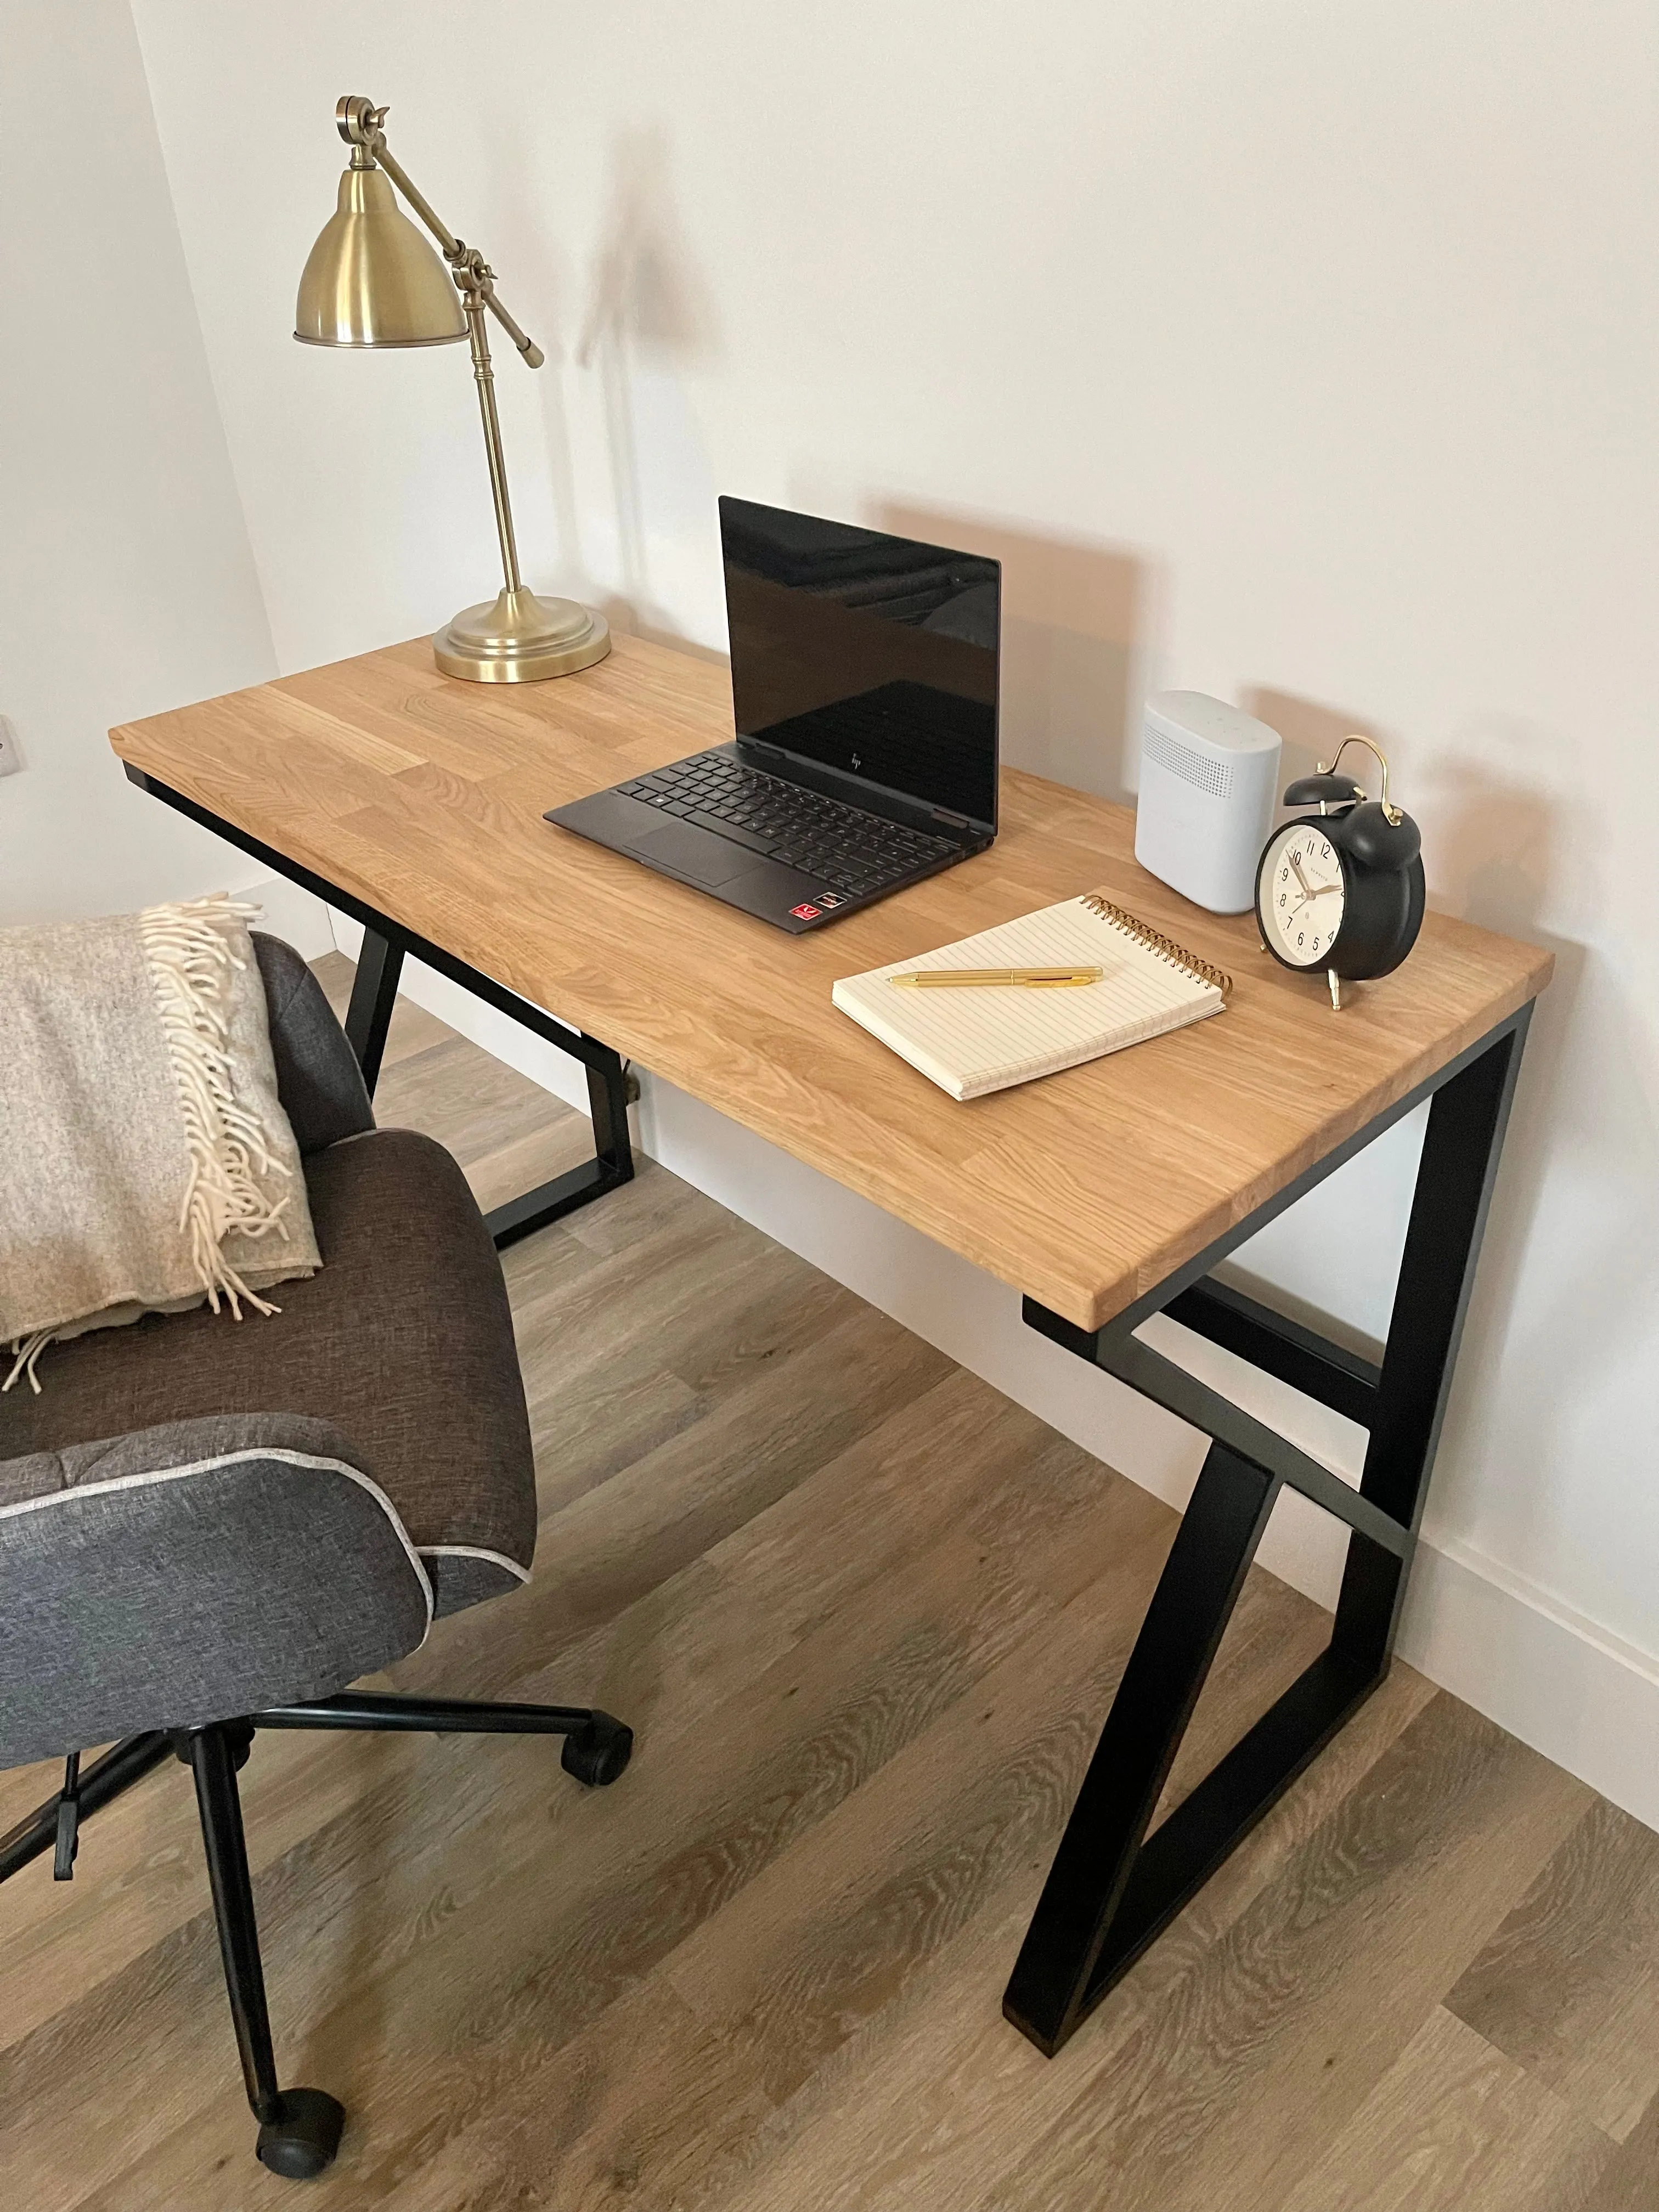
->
xmin=1279 ymin=2006 xmax=1613 ymax=2212
xmin=1447 ymin=1797 xmax=1659 ymax=2141
xmin=2 ymin=962 xmax=1651 ymax=2210
xmin=1584 ymin=2085 xmax=1659 ymax=2211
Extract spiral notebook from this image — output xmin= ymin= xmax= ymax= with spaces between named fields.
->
xmin=831 ymin=893 xmax=1232 ymax=1101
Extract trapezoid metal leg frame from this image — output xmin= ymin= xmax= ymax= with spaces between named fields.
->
xmin=342 ymin=918 xmax=635 ymax=1251
xmin=343 ymin=929 xmax=404 ymax=1093
xmin=1005 ymin=1011 xmax=1530 ymax=2057
xmin=482 ymin=1043 xmax=635 ymax=1252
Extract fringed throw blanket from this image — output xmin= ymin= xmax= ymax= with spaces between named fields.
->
xmin=0 ymin=896 xmax=320 ymax=1392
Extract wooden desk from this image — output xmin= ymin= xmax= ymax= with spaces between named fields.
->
xmin=112 ymin=633 xmax=1550 ymax=2057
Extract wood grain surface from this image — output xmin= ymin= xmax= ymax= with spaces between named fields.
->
xmin=1 ymin=973 xmax=1647 ymax=2210
xmin=109 ymin=635 xmax=1552 ymax=1329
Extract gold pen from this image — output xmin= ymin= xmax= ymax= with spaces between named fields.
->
xmin=888 ymin=966 xmax=1104 ymax=989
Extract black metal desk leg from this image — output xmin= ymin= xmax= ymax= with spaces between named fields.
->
xmin=1331 ymin=1019 xmax=1526 ymax=1680
xmin=1003 ymin=1015 xmax=1529 ymax=2058
xmin=1003 ymin=1444 xmax=1278 ymax=2053
xmin=343 ymin=929 xmax=404 ymax=1096
xmin=483 ymin=1041 xmax=636 ymax=1251
xmin=586 ymin=1049 xmax=633 ymax=1181
xmin=339 ymin=926 xmax=635 ymax=1249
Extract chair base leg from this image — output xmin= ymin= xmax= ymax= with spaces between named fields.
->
xmin=250 ymin=1692 xmax=635 ymax=1787
xmin=0 ymin=1733 xmax=173 ymax=1886
xmin=5 ymin=1692 xmax=630 ymax=2179
xmin=179 ymin=1724 xmax=345 ymax=2180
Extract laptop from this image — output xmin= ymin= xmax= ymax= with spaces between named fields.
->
xmin=544 ymin=498 xmax=1001 ymax=932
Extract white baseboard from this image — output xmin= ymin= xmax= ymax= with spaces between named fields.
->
xmin=1400 ymin=1538 xmax=1659 ymax=1831
xmin=327 ymin=915 xmax=1659 ymax=1832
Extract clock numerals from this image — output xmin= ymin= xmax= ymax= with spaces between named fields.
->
xmin=1257 ymin=792 xmax=1423 ymax=993
xmin=1259 ymin=826 xmax=1344 ymax=972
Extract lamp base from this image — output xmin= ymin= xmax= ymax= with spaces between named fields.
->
xmin=433 ymin=586 xmax=611 ymax=683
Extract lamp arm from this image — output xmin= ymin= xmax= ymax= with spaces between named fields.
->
xmin=477 ymin=288 xmax=545 ymax=369
xmin=337 ymin=96 xmax=545 ymax=369
xmin=365 ymin=137 xmax=459 ymax=257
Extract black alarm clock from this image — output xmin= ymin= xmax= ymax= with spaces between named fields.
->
xmin=1254 ymin=736 xmax=1424 ymax=1011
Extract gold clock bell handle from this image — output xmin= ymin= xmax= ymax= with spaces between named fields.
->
xmin=1316 ymin=735 xmax=1404 ymax=826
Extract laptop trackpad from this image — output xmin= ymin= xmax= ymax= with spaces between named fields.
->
xmin=634 ymin=819 xmax=753 ymax=887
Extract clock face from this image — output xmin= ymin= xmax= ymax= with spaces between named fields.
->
xmin=1259 ymin=822 xmax=1346 ymax=969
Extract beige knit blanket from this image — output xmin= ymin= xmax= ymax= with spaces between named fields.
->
xmin=0 ymin=896 xmax=320 ymax=1392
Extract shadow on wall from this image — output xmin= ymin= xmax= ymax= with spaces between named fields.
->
xmin=876 ymin=505 xmax=1148 ymax=807
xmin=1424 ymin=744 xmax=1656 ymax=1598
xmin=575 ymin=126 xmax=721 ymax=647
xmin=1244 ymin=686 xmax=1390 ymax=830
xmin=480 ymin=101 xmax=585 ymax=606
xmin=1238 ymin=692 xmax=1657 ymax=1625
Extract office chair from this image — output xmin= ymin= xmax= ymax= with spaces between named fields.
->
xmin=0 ymin=934 xmax=631 ymax=2180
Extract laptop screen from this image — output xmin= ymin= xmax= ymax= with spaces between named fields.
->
xmin=719 ymin=498 xmax=1001 ymax=832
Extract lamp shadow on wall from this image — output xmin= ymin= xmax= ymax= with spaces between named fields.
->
xmin=876 ymin=504 xmax=1148 ymax=807
xmin=573 ymin=126 xmax=722 ymax=653
xmin=482 ymin=106 xmax=586 ymax=609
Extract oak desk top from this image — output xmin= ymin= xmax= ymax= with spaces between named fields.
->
xmin=111 ymin=634 xmax=1551 ymax=1333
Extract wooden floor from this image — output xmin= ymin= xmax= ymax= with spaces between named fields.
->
xmin=4 ymin=962 xmax=1656 ymax=2210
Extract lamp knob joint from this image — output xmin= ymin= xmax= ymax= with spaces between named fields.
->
xmin=335 ymin=94 xmax=387 ymax=150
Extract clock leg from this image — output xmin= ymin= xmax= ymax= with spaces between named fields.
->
xmin=1328 ymin=968 xmax=1342 ymax=1013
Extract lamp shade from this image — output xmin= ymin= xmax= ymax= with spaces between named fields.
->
xmin=295 ymin=165 xmax=466 ymax=347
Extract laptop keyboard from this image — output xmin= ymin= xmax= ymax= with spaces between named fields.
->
xmin=615 ymin=753 xmax=961 ymax=899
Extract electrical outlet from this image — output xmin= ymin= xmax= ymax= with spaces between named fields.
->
xmin=0 ymin=717 xmax=21 ymax=778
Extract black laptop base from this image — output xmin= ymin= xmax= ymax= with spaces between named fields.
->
xmin=545 ymin=746 xmax=983 ymax=934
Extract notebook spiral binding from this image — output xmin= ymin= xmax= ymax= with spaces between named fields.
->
xmin=1081 ymin=894 xmax=1234 ymax=1001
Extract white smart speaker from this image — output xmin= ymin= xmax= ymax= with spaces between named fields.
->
xmin=1133 ymin=691 xmax=1283 ymax=914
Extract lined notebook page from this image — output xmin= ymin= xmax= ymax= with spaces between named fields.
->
xmin=831 ymin=895 xmax=1225 ymax=1100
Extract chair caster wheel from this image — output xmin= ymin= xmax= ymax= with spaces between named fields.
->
xmin=256 ymin=2087 xmax=345 ymax=2180
xmin=561 ymin=1712 xmax=633 ymax=1787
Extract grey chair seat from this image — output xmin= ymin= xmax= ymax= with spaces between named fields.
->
xmin=0 ymin=1125 xmax=535 ymax=1617
xmin=0 ymin=933 xmax=633 ymax=2181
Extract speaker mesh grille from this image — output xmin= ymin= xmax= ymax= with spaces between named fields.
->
xmin=1144 ymin=724 xmax=1233 ymax=798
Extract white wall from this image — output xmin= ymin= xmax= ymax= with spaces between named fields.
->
xmin=0 ymin=1 xmax=294 ymax=926
xmin=130 ymin=3 xmax=1659 ymax=1813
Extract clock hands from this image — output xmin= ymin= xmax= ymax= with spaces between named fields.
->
xmin=1283 ymin=840 xmax=1340 ymax=919
xmin=1284 ymin=850 xmax=1339 ymax=924
xmin=1288 ymin=883 xmax=1340 ymax=923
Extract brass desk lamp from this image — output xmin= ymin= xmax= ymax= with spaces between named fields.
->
xmin=295 ymin=95 xmax=609 ymax=683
